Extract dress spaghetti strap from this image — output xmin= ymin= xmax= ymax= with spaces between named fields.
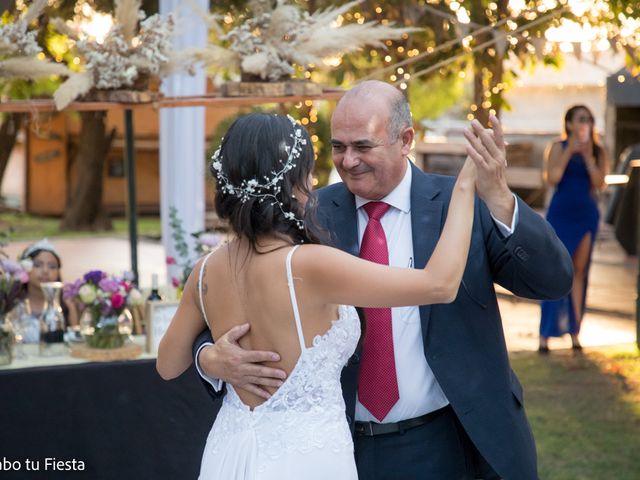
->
xmin=285 ymin=245 xmax=305 ymax=352
xmin=198 ymin=251 xmax=216 ymax=329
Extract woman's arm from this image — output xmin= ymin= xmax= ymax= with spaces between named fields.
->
xmin=545 ymin=141 xmax=572 ymax=186
xmin=157 ymin=258 xmax=208 ymax=380
xmin=302 ymin=158 xmax=477 ymax=308
xmin=584 ymin=144 xmax=609 ymax=189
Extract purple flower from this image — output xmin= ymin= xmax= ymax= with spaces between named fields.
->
xmin=63 ymin=279 xmax=84 ymax=300
xmin=198 ymin=233 xmax=219 ymax=249
xmin=84 ymin=270 xmax=106 ymax=285
xmin=99 ymin=278 xmax=121 ymax=294
xmin=1 ymin=259 xmax=23 ymax=275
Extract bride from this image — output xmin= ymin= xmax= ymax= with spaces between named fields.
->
xmin=157 ymin=113 xmax=478 ymax=479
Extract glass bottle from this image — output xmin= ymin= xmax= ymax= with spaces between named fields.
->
xmin=147 ymin=274 xmax=163 ymax=301
xmin=39 ymin=281 xmax=66 ymax=356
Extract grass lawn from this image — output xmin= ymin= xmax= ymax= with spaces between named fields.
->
xmin=0 ymin=212 xmax=162 ymax=241
xmin=511 ymin=344 xmax=640 ymax=479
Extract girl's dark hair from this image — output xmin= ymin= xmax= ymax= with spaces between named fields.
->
xmin=20 ymin=248 xmax=69 ymax=323
xmin=210 ymin=113 xmax=326 ymax=250
xmin=564 ymin=104 xmax=604 ymax=165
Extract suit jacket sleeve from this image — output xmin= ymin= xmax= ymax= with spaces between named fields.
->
xmin=480 ymin=195 xmax=573 ymax=299
xmin=192 ymin=328 xmax=226 ymax=400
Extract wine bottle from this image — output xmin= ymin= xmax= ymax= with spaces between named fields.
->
xmin=147 ymin=274 xmax=163 ymax=301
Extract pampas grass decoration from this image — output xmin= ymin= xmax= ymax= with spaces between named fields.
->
xmin=115 ymin=0 xmax=142 ymax=43
xmin=53 ymin=72 xmax=94 ymax=110
xmin=0 ymin=57 xmax=70 ymax=79
xmin=191 ymin=0 xmax=420 ymax=82
xmin=21 ymin=0 xmax=48 ymax=25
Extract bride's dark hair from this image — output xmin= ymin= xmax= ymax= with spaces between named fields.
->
xmin=211 ymin=113 xmax=325 ymax=250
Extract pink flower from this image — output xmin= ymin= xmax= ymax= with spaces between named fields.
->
xmin=111 ymin=293 xmax=125 ymax=310
xmin=17 ymin=271 xmax=29 ymax=283
xmin=171 ymin=277 xmax=180 ymax=288
xmin=166 ymin=256 xmax=177 ymax=265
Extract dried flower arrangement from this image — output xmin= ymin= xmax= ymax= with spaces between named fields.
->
xmin=52 ymin=0 xmax=176 ymax=109
xmin=188 ymin=0 xmax=418 ymax=84
xmin=0 ymin=0 xmax=70 ymax=81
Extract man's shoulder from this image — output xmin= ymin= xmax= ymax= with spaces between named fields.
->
xmin=317 ymin=181 xmax=350 ymax=204
xmin=412 ymin=167 xmax=456 ymax=196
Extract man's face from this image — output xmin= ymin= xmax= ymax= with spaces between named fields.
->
xmin=330 ymin=98 xmax=412 ymax=200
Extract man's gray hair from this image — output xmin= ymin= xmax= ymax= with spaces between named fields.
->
xmin=388 ymin=95 xmax=412 ymax=142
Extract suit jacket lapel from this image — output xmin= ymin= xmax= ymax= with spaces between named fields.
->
xmin=409 ymin=163 xmax=444 ymax=340
xmin=327 ymin=185 xmax=360 ymax=257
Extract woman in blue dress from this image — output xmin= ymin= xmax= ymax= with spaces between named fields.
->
xmin=540 ymin=105 xmax=610 ymax=352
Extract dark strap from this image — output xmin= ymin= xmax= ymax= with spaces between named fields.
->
xmin=354 ymin=406 xmax=450 ymax=437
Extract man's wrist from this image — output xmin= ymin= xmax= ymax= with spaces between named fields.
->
xmin=484 ymin=189 xmax=515 ymax=226
xmin=195 ymin=342 xmax=223 ymax=391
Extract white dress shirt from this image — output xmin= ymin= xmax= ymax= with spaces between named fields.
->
xmin=197 ymin=160 xmax=519 ymax=422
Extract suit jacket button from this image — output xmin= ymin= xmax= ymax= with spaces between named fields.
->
xmin=514 ymin=246 xmax=529 ymax=261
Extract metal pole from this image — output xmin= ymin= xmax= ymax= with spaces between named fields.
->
xmin=637 ymin=166 xmax=640 ymax=350
xmin=124 ymin=109 xmax=139 ymax=285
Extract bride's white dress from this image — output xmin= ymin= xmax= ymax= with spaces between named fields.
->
xmin=198 ymin=245 xmax=361 ymax=479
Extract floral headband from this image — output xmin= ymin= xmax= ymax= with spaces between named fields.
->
xmin=211 ymin=115 xmax=306 ymax=230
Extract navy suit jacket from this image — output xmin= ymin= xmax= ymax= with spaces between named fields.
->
xmin=193 ymin=163 xmax=573 ymax=480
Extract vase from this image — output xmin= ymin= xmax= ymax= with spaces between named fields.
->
xmin=0 ymin=318 xmax=13 ymax=366
xmin=39 ymin=282 xmax=67 ymax=357
xmin=80 ymin=308 xmax=132 ymax=349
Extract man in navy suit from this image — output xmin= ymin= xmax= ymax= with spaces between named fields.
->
xmin=193 ymin=81 xmax=572 ymax=479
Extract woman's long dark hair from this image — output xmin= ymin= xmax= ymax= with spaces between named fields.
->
xmin=564 ymin=105 xmax=604 ymax=166
xmin=211 ymin=113 xmax=326 ymax=250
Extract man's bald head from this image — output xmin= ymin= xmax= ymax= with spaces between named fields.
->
xmin=336 ymin=81 xmax=412 ymax=142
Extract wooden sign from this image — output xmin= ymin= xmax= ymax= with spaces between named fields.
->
xmin=145 ymin=301 xmax=179 ymax=354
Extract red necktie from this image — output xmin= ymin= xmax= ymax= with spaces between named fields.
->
xmin=358 ymin=201 xmax=399 ymax=421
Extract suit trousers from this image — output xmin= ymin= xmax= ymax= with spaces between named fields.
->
xmin=354 ymin=406 xmax=500 ymax=480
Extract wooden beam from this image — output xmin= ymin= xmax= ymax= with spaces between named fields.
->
xmin=0 ymin=89 xmax=345 ymax=113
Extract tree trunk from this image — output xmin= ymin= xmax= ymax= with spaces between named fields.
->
xmin=61 ymin=111 xmax=112 ymax=230
xmin=0 ymin=113 xmax=24 ymax=202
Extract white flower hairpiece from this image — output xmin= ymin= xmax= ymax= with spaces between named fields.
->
xmin=211 ymin=115 xmax=306 ymax=230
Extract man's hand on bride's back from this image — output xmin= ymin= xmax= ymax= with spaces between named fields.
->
xmin=198 ymin=323 xmax=287 ymax=400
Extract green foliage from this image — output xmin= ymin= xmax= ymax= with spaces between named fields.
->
xmin=408 ymin=73 xmax=465 ymax=124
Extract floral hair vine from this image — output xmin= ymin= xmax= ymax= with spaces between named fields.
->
xmin=211 ymin=115 xmax=306 ymax=230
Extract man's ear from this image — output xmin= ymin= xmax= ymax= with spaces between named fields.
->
xmin=400 ymin=127 xmax=415 ymax=156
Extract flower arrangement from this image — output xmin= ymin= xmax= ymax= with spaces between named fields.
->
xmin=0 ymin=234 xmax=30 ymax=317
xmin=188 ymin=0 xmax=417 ymax=82
xmin=0 ymin=0 xmax=70 ymax=80
xmin=166 ymin=206 xmax=221 ymax=293
xmin=63 ymin=270 xmax=144 ymax=348
xmin=52 ymin=0 xmax=177 ymax=109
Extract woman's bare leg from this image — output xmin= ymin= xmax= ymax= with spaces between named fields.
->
xmin=571 ymin=233 xmax=593 ymax=347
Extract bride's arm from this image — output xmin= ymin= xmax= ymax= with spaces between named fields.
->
xmin=302 ymin=158 xmax=477 ymax=308
xmin=157 ymin=258 xmax=208 ymax=380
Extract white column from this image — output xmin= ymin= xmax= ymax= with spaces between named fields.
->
xmin=159 ymin=0 xmax=207 ymax=287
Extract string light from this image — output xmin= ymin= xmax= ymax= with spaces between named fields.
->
xmin=375 ymin=7 xmax=382 ymax=14
xmin=390 ymin=74 xmax=397 ymax=81
xmin=397 ymin=67 xmax=404 ymax=74
xmin=467 ymin=113 xmax=475 ymax=120
xmin=470 ymin=104 xmax=478 ymax=111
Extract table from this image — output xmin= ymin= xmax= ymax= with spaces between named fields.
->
xmin=0 ymin=341 xmax=219 ymax=479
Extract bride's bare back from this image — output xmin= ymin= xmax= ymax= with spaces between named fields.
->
xmin=199 ymin=240 xmax=340 ymax=408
